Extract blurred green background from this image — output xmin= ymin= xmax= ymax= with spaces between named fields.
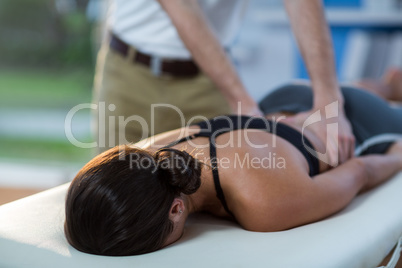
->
xmin=0 ymin=0 xmax=97 ymax=167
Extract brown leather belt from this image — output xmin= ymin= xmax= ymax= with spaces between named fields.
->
xmin=109 ymin=33 xmax=200 ymax=77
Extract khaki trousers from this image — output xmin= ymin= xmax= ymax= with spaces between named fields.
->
xmin=92 ymin=45 xmax=231 ymax=153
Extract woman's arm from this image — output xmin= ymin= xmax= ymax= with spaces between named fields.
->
xmin=309 ymin=152 xmax=402 ymax=219
xmin=236 ymin=144 xmax=402 ymax=232
xmin=361 ymin=142 xmax=402 ymax=192
xmin=156 ymin=0 xmax=261 ymax=116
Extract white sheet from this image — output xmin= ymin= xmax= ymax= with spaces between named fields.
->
xmin=1 ymin=172 xmax=402 ymax=268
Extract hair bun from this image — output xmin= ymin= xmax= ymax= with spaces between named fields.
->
xmin=154 ymin=148 xmax=202 ymax=195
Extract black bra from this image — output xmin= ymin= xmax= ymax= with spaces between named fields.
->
xmin=163 ymin=115 xmax=319 ymax=216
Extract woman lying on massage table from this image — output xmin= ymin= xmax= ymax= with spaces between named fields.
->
xmin=64 ymin=76 xmax=402 ymax=256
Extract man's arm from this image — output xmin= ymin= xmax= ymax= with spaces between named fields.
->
xmin=283 ymin=0 xmax=340 ymax=105
xmin=157 ymin=0 xmax=262 ymax=116
xmin=283 ymin=0 xmax=355 ymax=165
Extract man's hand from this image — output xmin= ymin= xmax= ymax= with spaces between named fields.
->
xmin=231 ymin=98 xmax=263 ymax=117
xmin=243 ymin=105 xmax=264 ymax=117
xmin=284 ymin=104 xmax=355 ymax=167
xmin=283 ymin=0 xmax=356 ymax=165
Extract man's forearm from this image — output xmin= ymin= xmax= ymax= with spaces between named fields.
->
xmin=283 ymin=0 xmax=342 ymax=107
xmin=284 ymin=0 xmax=355 ymax=164
xmin=157 ymin=0 xmax=256 ymax=111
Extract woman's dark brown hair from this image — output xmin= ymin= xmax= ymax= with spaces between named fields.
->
xmin=64 ymin=145 xmax=202 ymax=256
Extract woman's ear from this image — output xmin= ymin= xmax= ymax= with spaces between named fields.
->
xmin=169 ymin=198 xmax=185 ymax=223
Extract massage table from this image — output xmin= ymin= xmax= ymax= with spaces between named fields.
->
xmin=1 ymin=172 xmax=402 ymax=268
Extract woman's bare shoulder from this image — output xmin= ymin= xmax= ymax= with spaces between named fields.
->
xmin=221 ymin=153 xmax=313 ymax=232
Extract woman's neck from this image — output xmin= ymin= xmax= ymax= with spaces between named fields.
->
xmin=186 ymin=172 xmax=222 ymax=214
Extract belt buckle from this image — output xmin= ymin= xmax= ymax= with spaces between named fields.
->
xmin=151 ymin=56 xmax=162 ymax=77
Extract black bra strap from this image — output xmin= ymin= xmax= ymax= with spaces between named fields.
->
xmin=161 ymin=131 xmax=234 ymax=216
xmin=209 ymin=138 xmax=234 ymax=217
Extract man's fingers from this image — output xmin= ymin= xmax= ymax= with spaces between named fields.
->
xmin=330 ymin=132 xmax=351 ymax=166
xmin=336 ymin=115 xmax=355 ymax=164
xmin=336 ymin=135 xmax=348 ymax=165
xmin=337 ymin=130 xmax=355 ymax=165
xmin=341 ymin=141 xmax=348 ymax=164
xmin=327 ymin=135 xmax=340 ymax=167
xmin=340 ymin=121 xmax=355 ymax=161
xmin=284 ymin=111 xmax=356 ymax=166
xmin=348 ymin=136 xmax=356 ymax=159
xmin=241 ymin=105 xmax=264 ymax=117
xmin=340 ymin=135 xmax=349 ymax=164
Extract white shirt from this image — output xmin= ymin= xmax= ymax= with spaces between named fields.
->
xmin=110 ymin=0 xmax=249 ymax=59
